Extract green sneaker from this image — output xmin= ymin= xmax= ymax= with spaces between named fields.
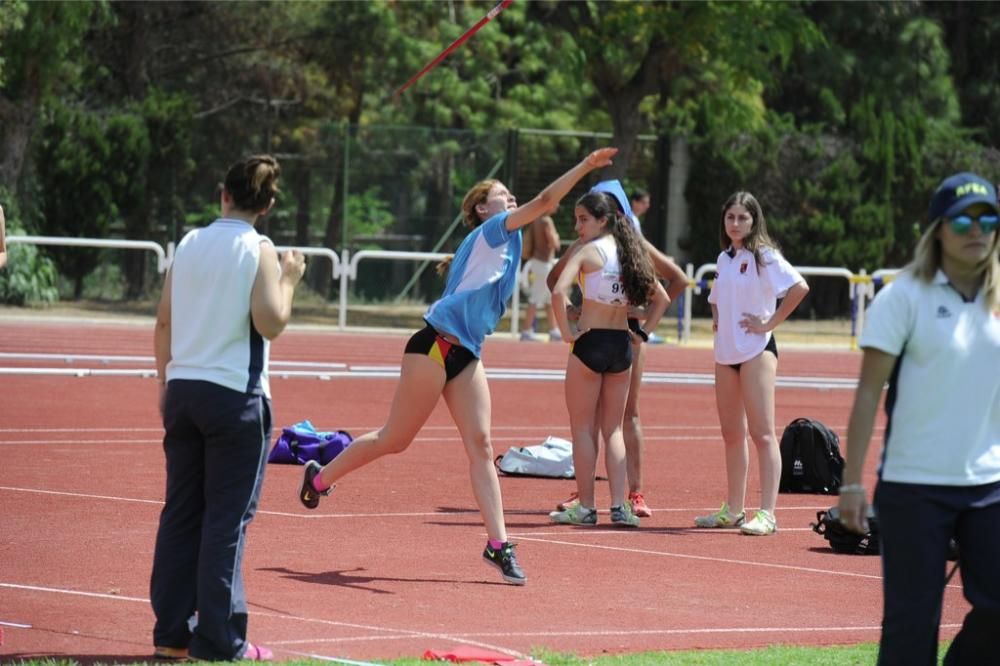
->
xmin=549 ymin=504 xmax=597 ymax=525
xmin=740 ymin=509 xmax=777 ymax=536
xmin=694 ymin=502 xmax=746 ymax=528
xmin=610 ymin=502 xmax=640 ymax=528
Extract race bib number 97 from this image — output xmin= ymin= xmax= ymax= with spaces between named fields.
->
xmin=597 ymin=270 xmax=626 ymax=305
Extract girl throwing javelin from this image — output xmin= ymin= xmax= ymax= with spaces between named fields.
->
xmin=548 ymin=190 xmax=665 ymax=527
xmin=694 ymin=191 xmax=808 ymax=536
xmin=299 ymin=147 xmax=620 ymax=585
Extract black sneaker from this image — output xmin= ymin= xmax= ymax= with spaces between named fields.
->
xmin=482 ymin=541 xmax=526 ymax=585
xmin=299 ymin=460 xmax=331 ymax=510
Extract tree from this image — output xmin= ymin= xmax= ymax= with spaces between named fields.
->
xmin=527 ymin=1 xmax=816 ymax=178
xmin=0 ymin=1 xmax=99 ymax=189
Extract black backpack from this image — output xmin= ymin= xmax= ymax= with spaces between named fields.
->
xmin=778 ymin=417 xmax=844 ymax=494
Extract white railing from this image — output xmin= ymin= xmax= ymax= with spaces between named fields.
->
xmin=340 ymin=249 xmax=451 ymax=329
xmin=683 ymin=263 xmax=864 ymax=348
xmin=7 ymin=235 xmax=905 ymax=346
xmin=8 ymin=235 xmax=169 ymax=273
xmin=275 ymin=245 xmax=341 ymax=284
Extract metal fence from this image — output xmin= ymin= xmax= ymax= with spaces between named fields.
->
xmin=7 ymin=234 xmax=902 ymax=348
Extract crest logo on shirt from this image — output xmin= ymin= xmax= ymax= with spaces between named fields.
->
xmin=936 ymin=305 xmax=952 ymax=319
xmin=739 ymin=261 xmax=749 ymax=274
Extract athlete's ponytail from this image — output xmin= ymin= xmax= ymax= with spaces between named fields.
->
xmin=575 ymin=192 xmax=656 ymax=307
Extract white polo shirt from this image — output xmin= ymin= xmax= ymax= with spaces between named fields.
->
xmin=167 ymin=219 xmax=273 ymax=398
xmin=860 ymin=270 xmax=1000 ymax=486
xmin=708 ymin=246 xmax=804 ymax=364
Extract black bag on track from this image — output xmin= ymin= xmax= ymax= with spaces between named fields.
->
xmin=811 ymin=506 xmax=880 ymax=555
xmin=778 ymin=417 xmax=844 ymax=494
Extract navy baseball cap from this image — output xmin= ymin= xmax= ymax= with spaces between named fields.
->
xmin=927 ymin=172 xmax=999 ymax=224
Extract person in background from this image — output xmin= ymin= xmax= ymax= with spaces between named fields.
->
xmin=0 ymin=204 xmax=7 ymax=269
xmin=548 ymin=190 xmax=666 ymax=527
xmin=630 ymin=187 xmax=651 ymax=224
xmin=519 ymin=214 xmax=561 ymax=341
xmin=694 ymin=191 xmax=808 ymax=536
xmin=838 ymin=172 xmax=1000 ymax=665
xmin=152 ymin=155 xmax=306 ymax=661
xmin=549 ymin=180 xmax=686 ymax=517
xmin=299 ymin=147 xmax=620 ymax=586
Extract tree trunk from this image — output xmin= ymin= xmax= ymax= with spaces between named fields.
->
xmin=604 ymin=92 xmax=643 ymax=181
xmin=318 ymin=160 xmax=345 ymax=296
xmin=0 ymin=97 xmax=39 ymax=192
xmin=291 ymin=167 xmax=312 ymax=246
xmin=119 ymin=3 xmax=152 ymax=300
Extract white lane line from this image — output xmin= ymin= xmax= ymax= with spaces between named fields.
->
xmin=0 ymin=352 xmax=347 ymax=369
xmin=0 ymin=365 xmax=858 ymax=389
xmin=0 ymin=425 xmax=881 ymax=434
xmin=0 ymin=583 xmax=528 ymax=660
xmin=0 ymin=486 xmax=839 ymax=517
xmin=509 ymin=534 xmax=886 ymax=581
xmin=0 ymin=435 xmax=723 ymax=445
xmin=283 ymin=652 xmax=387 ymax=666
xmin=0 ymin=582 xmax=962 ymax=644
xmin=0 ymin=583 xmax=147 ymax=603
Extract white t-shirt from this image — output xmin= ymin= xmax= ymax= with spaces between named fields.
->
xmin=708 ymin=246 xmax=804 ymax=365
xmin=167 ymin=219 xmax=273 ymax=397
xmin=860 ymin=270 xmax=1000 ymax=486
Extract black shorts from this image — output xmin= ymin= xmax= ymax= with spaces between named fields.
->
xmin=728 ymin=334 xmax=778 ymax=372
xmin=572 ymin=329 xmax=633 ymax=374
xmin=404 ymin=324 xmax=476 ymax=382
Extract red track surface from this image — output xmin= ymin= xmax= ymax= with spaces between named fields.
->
xmin=0 ymin=320 xmax=969 ymax=663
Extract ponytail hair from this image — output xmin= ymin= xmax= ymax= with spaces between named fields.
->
xmin=435 ymin=255 xmax=454 ymax=276
xmin=224 ymin=155 xmax=281 ymax=212
xmin=575 ymin=192 xmax=656 ymax=307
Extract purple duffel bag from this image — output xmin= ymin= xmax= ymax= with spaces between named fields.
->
xmin=267 ymin=420 xmax=352 ymax=465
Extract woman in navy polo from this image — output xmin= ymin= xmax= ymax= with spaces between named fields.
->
xmin=839 ymin=172 xmax=1000 ymax=665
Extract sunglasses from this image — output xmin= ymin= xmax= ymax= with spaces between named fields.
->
xmin=946 ymin=214 xmax=998 ymax=235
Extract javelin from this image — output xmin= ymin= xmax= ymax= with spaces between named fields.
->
xmin=395 ymin=0 xmax=513 ymax=97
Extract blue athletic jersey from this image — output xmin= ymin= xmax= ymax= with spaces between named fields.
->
xmin=425 ymin=212 xmax=521 ymax=357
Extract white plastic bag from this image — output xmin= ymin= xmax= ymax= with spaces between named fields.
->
xmin=495 ymin=436 xmax=575 ymax=478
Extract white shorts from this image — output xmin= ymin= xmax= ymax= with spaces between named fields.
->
xmin=520 ymin=258 xmax=555 ymax=307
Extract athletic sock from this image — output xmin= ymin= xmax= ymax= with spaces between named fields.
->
xmin=312 ymin=474 xmax=330 ymax=493
xmin=488 ymin=539 xmax=506 ymax=551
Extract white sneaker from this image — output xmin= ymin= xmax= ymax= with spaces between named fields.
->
xmin=520 ymin=331 xmax=542 ymax=342
xmin=740 ymin=509 xmax=777 ymax=536
xmin=548 ymin=329 xmax=562 ymax=342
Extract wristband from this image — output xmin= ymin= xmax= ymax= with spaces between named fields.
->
xmin=838 ymin=483 xmax=865 ymax=494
